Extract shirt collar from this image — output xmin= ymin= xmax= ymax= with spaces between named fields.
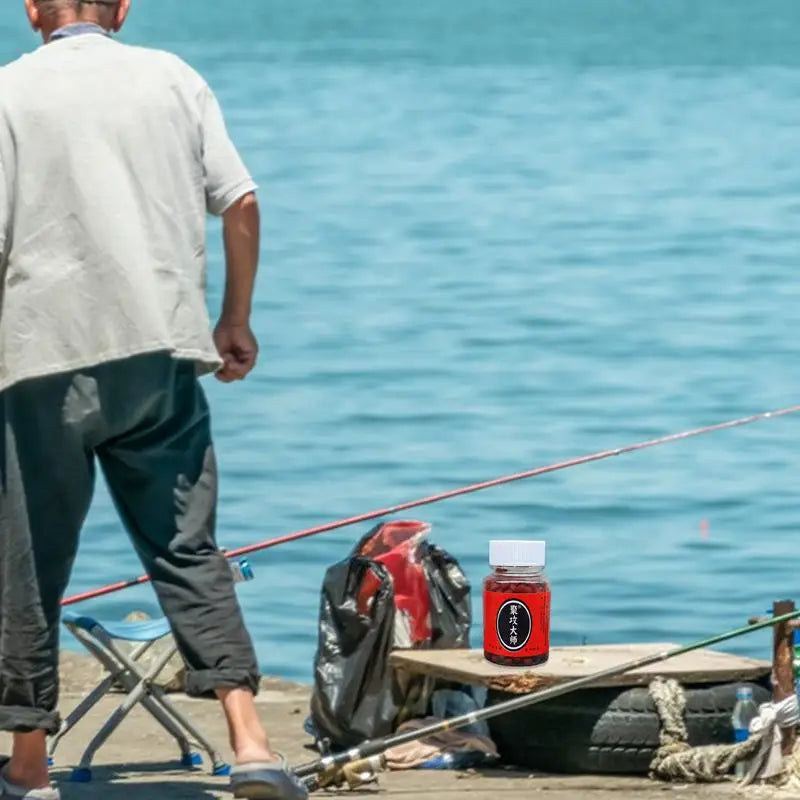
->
xmin=50 ymin=22 xmax=110 ymax=42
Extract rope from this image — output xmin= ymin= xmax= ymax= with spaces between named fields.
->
xmin=778 ymin=739 xmax=800 ymax=793
xmin=648 ymin=678 xmax=765 ymax=782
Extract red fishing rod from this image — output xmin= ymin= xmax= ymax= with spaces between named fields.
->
xmin=61 ymin=404 xmax=800 ymax=607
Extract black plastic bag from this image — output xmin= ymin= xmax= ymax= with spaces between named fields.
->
xmin=309 ymin=520 xmax=471 ymax=748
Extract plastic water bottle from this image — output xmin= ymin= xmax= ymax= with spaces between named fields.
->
xmin=731 ymin=686 xmax=759 ymax=778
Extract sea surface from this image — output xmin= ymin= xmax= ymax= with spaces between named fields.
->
xmin=2 ymin=0 xmax=800 ymax=682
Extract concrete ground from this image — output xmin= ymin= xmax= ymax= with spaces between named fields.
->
xmin=0 ymin=654 xmax=796 ymax=800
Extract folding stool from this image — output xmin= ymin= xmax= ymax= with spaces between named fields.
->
xmin=49 ymin=558 xmax=255 ymax=782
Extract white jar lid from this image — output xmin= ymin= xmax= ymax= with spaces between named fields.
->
xmin=489 ymin=539 xmax=546 ymax=568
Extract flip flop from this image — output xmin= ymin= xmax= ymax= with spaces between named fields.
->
xmin=0 ymin=765 xmax=59 ymax=800
xmin=230 ymin=756 xmax=308 ymax=800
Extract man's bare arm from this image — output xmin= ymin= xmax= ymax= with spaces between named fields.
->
xmin=214 ymin=191 xmax=260 ymax=382
xmin=221 ymin=191 xmax=259 ymax=324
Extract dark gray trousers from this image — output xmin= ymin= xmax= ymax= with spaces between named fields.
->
xmin=0 ymin=353 xmax=260 ymax=734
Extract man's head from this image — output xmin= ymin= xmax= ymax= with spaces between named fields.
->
xmin=25 ymin=0 xmax=131 ymax=41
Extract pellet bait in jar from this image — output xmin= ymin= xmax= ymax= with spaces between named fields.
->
xmin=483 ymin=540 xmax=551 ymax=667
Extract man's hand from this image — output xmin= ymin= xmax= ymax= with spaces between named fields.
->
xmin=214 ymin=320 xmax=258 ymax=382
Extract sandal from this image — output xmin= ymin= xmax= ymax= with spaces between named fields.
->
xmin=0 ymin=763 xmax=59 ymax=800
xmin=230 ymin=755 xmax=308 ymax=800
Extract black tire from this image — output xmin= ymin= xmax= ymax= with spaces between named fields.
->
xmin=487 ymin=680 xmax=771 ymax=775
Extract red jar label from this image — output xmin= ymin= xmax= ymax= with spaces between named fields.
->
xmin=484 ymin=591 xmax=551 ymax=658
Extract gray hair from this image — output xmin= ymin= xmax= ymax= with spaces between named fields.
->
xmin=34 ymin=0 xmax=118 ymax=21
xmin=36 ymin=0 xmax=118 ymax=9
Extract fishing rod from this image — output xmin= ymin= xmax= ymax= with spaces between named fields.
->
xmin=61 ymin=404 xmax=800 ymax=607
xmin=295 ymin=607 xmax=800 ymax=791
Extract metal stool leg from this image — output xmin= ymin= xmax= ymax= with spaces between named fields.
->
xmin=48 ymin=673 xmax=116 ymax=761
xmin=147 ymin=685 xmax=230 ymax=774
xmin=72 ymin=677 xmax=150 ymax=781
xmin=137 ymin=692 xmax=193 ymax=756
xmin=104 ymin=638 xmax=229 ymax=774
xmin=105 ymin=640 xmax=195 ymax=759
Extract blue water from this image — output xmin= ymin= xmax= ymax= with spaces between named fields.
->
xmin=3 ymin=0 xmax=800 ymax=682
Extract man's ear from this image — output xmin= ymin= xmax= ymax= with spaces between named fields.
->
xmin=24 ymin=0 xmax=42 ymax=32
xmin=112 ymin=0 xmax=131 ymax=32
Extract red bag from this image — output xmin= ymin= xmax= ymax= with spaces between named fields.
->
xmin=355 ymin=520 xmax=432 ymax=645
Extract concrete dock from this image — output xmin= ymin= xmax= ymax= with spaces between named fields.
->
xmin=1 ymin=653 xmax=795 ymax=800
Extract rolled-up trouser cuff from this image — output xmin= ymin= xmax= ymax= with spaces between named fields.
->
xmin=185 ymin=668 xmax=260 ymax=698
xmin=0 ymin=705 xmax=61 ymax=735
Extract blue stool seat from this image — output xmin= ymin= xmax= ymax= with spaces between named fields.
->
xmin=62 ymin=611 xmax=172 ymax=642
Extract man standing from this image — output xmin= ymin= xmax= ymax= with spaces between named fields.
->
xmin=0 ymin=2 xmax=307 ymax=798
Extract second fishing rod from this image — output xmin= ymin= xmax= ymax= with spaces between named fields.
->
xmin=294 ymin=607 xmax=800 ymax=791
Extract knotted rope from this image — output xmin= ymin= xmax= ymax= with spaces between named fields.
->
xmin=648 ymin=678 xmax=766 ymax=782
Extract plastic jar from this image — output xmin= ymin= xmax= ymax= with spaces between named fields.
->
xmin=483 ymin=540 xmax=551 ymax=667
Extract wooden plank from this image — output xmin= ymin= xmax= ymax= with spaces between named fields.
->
xmin=390 ymin=645 xmax=771 ymax=694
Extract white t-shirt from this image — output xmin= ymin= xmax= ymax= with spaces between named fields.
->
xmin=0 ymin=33 xmax=257 ymax=392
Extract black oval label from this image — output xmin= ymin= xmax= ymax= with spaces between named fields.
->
xmin=495 ymin=598 xmax=532 ymax=651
